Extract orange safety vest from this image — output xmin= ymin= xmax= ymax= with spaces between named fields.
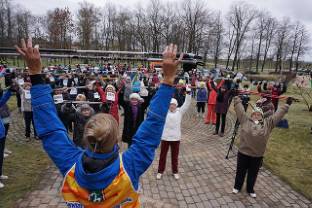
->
xmin=61 ymin=154 xmax=140 ymax=208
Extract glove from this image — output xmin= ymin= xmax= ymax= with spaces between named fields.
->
xmin=286 ymin=97 xmax=293 ymax=106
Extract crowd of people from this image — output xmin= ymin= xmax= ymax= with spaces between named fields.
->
xmin=0 ymin=38 xmax=296 ymax=206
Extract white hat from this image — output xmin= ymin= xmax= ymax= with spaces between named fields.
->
xmin=170 ymin=98 xmax=178 ymax=106
xmin=129 ymin=93 xmax=141 ymax=100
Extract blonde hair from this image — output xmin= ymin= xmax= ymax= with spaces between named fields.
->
xmin=76 ymin=94 xmax=86 ymax=101
xmin=83 ymin=113 xmax=119 ymax=153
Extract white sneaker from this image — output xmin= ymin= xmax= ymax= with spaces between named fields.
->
xmin=4 ymin=149 xmax=12 ymax=154
xmin=232 ymin=188 xmax=239 ymax=194
xmin=0 ymin=175 xmax=8 ymax=180
xmin=3 ymin=153 xmax=9 ymax=158
xmin=249 ymin=193 xmax=257 ymax=198
xmin=156 ymin=173 xmax=162 ymax=180
xmin=173 ymin=173 xmax=180 ymax=180
xmin=0 ymin=182 xmax=4 ymax=189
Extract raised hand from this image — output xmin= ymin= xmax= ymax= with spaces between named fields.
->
xmin=15 ymin=38 xmax=42 ymax=75
xmin=162 ymin=44 xmax=183 ymax=86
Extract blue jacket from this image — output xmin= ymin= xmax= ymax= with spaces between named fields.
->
xmin=0 ymin=90 xmax=12 ymax=140
xmin=196 ymin=88 xmax=207 ymax=102
xmin=31 ymin=84 xmax=174 ymax=191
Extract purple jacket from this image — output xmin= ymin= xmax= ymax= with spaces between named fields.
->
xmin=215 ymin=90 xmax=233 ymax=114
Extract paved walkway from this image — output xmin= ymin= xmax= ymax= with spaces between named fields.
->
xmin=12 ymin=103 xmax=312 ymax=208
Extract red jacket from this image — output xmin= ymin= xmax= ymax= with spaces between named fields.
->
xmin=207 ymin=79 xmax=225 ymax=105
xmin=97 ymin=86 xmax=121 ymax=124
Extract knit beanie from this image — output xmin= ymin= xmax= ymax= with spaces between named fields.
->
xmin=170 ymin=98 xmax=178 ymax=106
xmin=129 ymin=93 xmax=141 ymax=100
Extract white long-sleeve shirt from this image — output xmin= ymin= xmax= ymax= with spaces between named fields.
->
xmin=161 ymin=94 xmax=191 ymax=141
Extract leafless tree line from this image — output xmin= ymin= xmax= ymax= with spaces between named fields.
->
xmin=0 ymin=0 xmax=310 ymax=71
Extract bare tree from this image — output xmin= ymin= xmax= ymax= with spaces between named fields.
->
xmin=295 ymin=26 xmax=309 ymax=71
xmin=274 ymin=18 xmax=290 ymax=72
xmin=147 ymin=0 xmax=164 ymax=52
xmin=133 ymin=5 xmax=149 ymax=51
xmin=46 ymin=7 xmax=74 ymax=49
xmin=212 ymin=12 xmax=223 ymax=68
xmin=181 ymin=0 xmax=208 ymax=53
xmin=227 ymin=2 xmax=257 ymax=71
xmin=225 ymin=28 xmax=236 ymax=69
xmin=261 ymin=17 xmax=276 ymax=72
xmin=77 ymin=1 xmax=99 ymax=49
xmin=288 ymin=22 xmax=301 ymax=71
xmin=15 ymin=9 xmax=33 ymax=42
xmin=255 ymin=11 xmax=267 ymax=72
xmin=32 ymin=15 xmax=47 ymax=47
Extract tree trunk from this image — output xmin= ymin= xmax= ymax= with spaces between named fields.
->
xmin=255 ymin=32 xmax=263 ymax=72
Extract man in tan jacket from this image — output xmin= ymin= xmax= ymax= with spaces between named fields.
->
xmin=232 ymin=95 xmax=292 ymax=198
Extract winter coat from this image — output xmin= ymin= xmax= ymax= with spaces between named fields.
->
xmin=123 ymin=84 xmax=132 ymax=102
xmin=207 ymin=79 xmax=225 ymax=105
xmin=71 ymin=106 xmax=94 ymax=147
xmin=121 ymin=101 xmax=149 ymax=144
xmin=20 ymin=88 xmax=32 ymax=112
xmin=85 ymin=89 xmax=101 ymax=112
xmin=215 ymin=89 xmax=233 ymax=114
xmin=162 ymin=94 xmax=191 ymax=141
xmin=234 ymin=96 xmax=289 ymax=157
xmin=97 ymin=86 xmax=120 ymax=124
xmin=196 ymin=88 xmax=208 ymax=102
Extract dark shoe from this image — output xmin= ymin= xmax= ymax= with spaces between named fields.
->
xmin=219 ymin=132 xmax=224 ymax=137
xmin=213 ymin=131 xmax=218 ymax=135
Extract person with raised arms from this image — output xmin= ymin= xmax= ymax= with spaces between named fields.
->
xmin=15 ymin=38 xmax=182 ymax=207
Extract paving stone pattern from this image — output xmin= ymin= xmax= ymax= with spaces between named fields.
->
xmin=10 ymin=102 xmax=312 ymax=208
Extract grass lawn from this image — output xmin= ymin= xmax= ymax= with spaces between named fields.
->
xmin=0 ymin=141 xmax=50 ymax=207
xmin=0 ymin=95 xmax=51 ymax=208
xmin=263 ymin=86 xmax=312 ymax=200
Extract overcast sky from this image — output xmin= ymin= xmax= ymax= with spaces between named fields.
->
xmin=12 ymin=0 xmax=312 ymax=60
